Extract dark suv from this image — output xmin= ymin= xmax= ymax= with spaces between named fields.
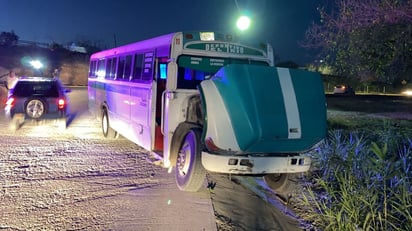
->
xmin=5 ymin=77 xmax=71 ymax=130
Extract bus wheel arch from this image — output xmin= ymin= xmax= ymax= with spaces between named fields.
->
xmin=172 ymin=122 xmax=206 ymax=192
xmin=101 ymin=108 xmax=118 ymax=139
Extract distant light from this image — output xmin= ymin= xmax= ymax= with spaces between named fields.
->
xmin=236 ymin=16 xmax=251 ymax=31
xmin=30 ymin=60 xmax=43 ymax=69
xmin=402 ymin=90 xmax=412 ymax=96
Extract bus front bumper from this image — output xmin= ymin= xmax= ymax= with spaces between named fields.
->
xmin=201 ymin=152 xmax=311 ymax=174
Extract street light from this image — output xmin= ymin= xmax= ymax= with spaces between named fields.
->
xmin=234 ymin=0 xmax=251 ymax=31
xmin=29 ymin=59 xmax=44 ymax=76
xmin=236 ymin=15 xmax=251 ymax=31
xmin=29 ymin=60 xmax=43 ymax=70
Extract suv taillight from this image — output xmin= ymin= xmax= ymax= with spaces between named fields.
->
xmin=58 ymin=98 xmax=66 ymax=109
xmin=6 ymin=97 xmax=15 ymax=107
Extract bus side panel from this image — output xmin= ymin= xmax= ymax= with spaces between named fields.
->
xmin=87 ymin=78 xmax=98 ymax=118
xmin=129 ymin=85 xmax=152 ymax=151
xmin=106 ymin=83 xmax=131 ymax=134
xmin=93 ymin=81 xmax=107 ymax=119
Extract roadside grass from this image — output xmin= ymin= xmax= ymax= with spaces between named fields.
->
xmin=295 ymin=99 xmax=412 ymax=231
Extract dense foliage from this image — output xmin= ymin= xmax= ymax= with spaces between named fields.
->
xmin=301 ymin=129 xmax=411 ymax=230
xmin=303 ymin=0 xmax=412 ymax=86
xmin=292 ymin=106 xmax=412 ymax=231
xmin=0 ymin=31 xmax=19 ymax=46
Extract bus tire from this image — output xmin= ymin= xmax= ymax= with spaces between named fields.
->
xmin=102 ymin=110 xmax=117 ymax=138
xmin=175 ymin=127 xmax=206 ymax=192
xmin=263 ymin=173 xmax=290 ymax=194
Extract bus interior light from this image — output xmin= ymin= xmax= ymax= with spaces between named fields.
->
xmin=159 ymin=63 xmax=167 ymax=79
xmin=200 ymin=32 xmax=215 ymax=41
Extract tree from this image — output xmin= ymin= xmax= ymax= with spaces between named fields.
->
xmin=0 ymin=30 xmax=19 ymax=46
xmin=302 ymin=0 xmax=412 ymax=85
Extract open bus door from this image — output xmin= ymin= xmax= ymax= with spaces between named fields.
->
xmin=152 ymin=59 xmax=167 ymax=152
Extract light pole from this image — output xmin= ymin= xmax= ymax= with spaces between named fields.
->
xmin=234 ymin=0 xmax=251 ymax=31
xmin=29 ymin=59 xmax=44 ymax=76
xmin=236 ymin=15 xmax=251 ymax=31
xmin=29 ymin=60 xmax=43 ymax=70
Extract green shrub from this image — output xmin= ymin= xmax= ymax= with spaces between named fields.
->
xmin=299 ymin=129 xmax=412 ymax=231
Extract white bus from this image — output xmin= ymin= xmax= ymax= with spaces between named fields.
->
xmin=88 ymin=31 xmax=326 ymax=192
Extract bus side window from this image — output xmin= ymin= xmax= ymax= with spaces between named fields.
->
xmin=132 ymin=54 xmax=143 ymax=81
xmin=105 ymin=58 xmax=115 ymax=79
xmin=117 ymin=56 xmax=126 ymax=80
xmin=124 ymin=55 xmax=132 ymax=80
xmin=110 ymin=57 xmax=117 ymax=79
xmin=88 ymin=60 xmax=97 ymax=77
xmin=97 ymin=59 xmax=106 ymax=78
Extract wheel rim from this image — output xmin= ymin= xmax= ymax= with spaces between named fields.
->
xmin=176 ymin=132 xmax=194 ymax=178
xmin=26 ymin=99 xmax=44 ymax=118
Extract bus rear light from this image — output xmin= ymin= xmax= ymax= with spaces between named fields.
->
xmin=58 ymin=98 xmax=66 ymax=109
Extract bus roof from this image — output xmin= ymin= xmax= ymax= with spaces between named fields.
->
xmin=90 ymin=31 xmax=272 ymax=61
xmin=90 ymin=33 xmax=175 ymax=59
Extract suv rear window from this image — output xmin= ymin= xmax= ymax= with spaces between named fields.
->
xmin=13 ymin=81 xmax=59 ymax=97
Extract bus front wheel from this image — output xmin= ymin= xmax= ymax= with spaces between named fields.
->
xmin=175 ymin=128 xmax=206 ymax=192
xmin=263 ymin=173 xmax=291 ymax=194
xmin=102 ymin=110 xmax=117 ymax=139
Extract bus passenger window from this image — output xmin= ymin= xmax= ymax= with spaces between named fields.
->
xmin=110 ymin=57 xmax=117 ymax=79
xmin=123 ymin=55 xmax=132 ymax=80
xmin=88 ymin=60 xmax=97 ymax=77
xmin=117 ymin=56 xmax=125 ymax=80
xmin=132 ymin=54 xmax=143 ymax=81
xmin=105 ymin=58 xmax=116 ymax=79
xmin=97 ymin=59 xmax=106 ymax=78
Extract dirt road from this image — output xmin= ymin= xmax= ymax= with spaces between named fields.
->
xmin=0 ymin=87 xmax=303 ymax=230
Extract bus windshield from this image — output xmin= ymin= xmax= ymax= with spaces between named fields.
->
xmin=176 ymin=55 xmax=268 ymax=89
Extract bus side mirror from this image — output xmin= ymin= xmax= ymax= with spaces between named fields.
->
xmin=166 ymin=62 xmax=177 ymax=90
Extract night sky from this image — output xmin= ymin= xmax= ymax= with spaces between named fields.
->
xmin=0 ymin=0 xmax=322 ymax=65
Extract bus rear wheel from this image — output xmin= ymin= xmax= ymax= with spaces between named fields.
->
xmin=263 ymin=173 xmax=290 ymax=194
xmin=102 ymin=110 xmax=117 ymax=138
xmin=175 ymin=128 xmax=206 ymax=192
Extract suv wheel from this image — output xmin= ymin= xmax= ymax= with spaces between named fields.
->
xmin=25 ymin=98 xmax=45 ymax=118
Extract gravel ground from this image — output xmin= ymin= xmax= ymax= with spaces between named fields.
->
xmin=0 ymin=114 xmax=163 ymax=230
xmin=0 ymin=87 xmax=303 ymax=231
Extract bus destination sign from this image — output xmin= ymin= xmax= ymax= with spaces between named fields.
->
xmin=185 ymin=43 xmax=264 ymax=56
